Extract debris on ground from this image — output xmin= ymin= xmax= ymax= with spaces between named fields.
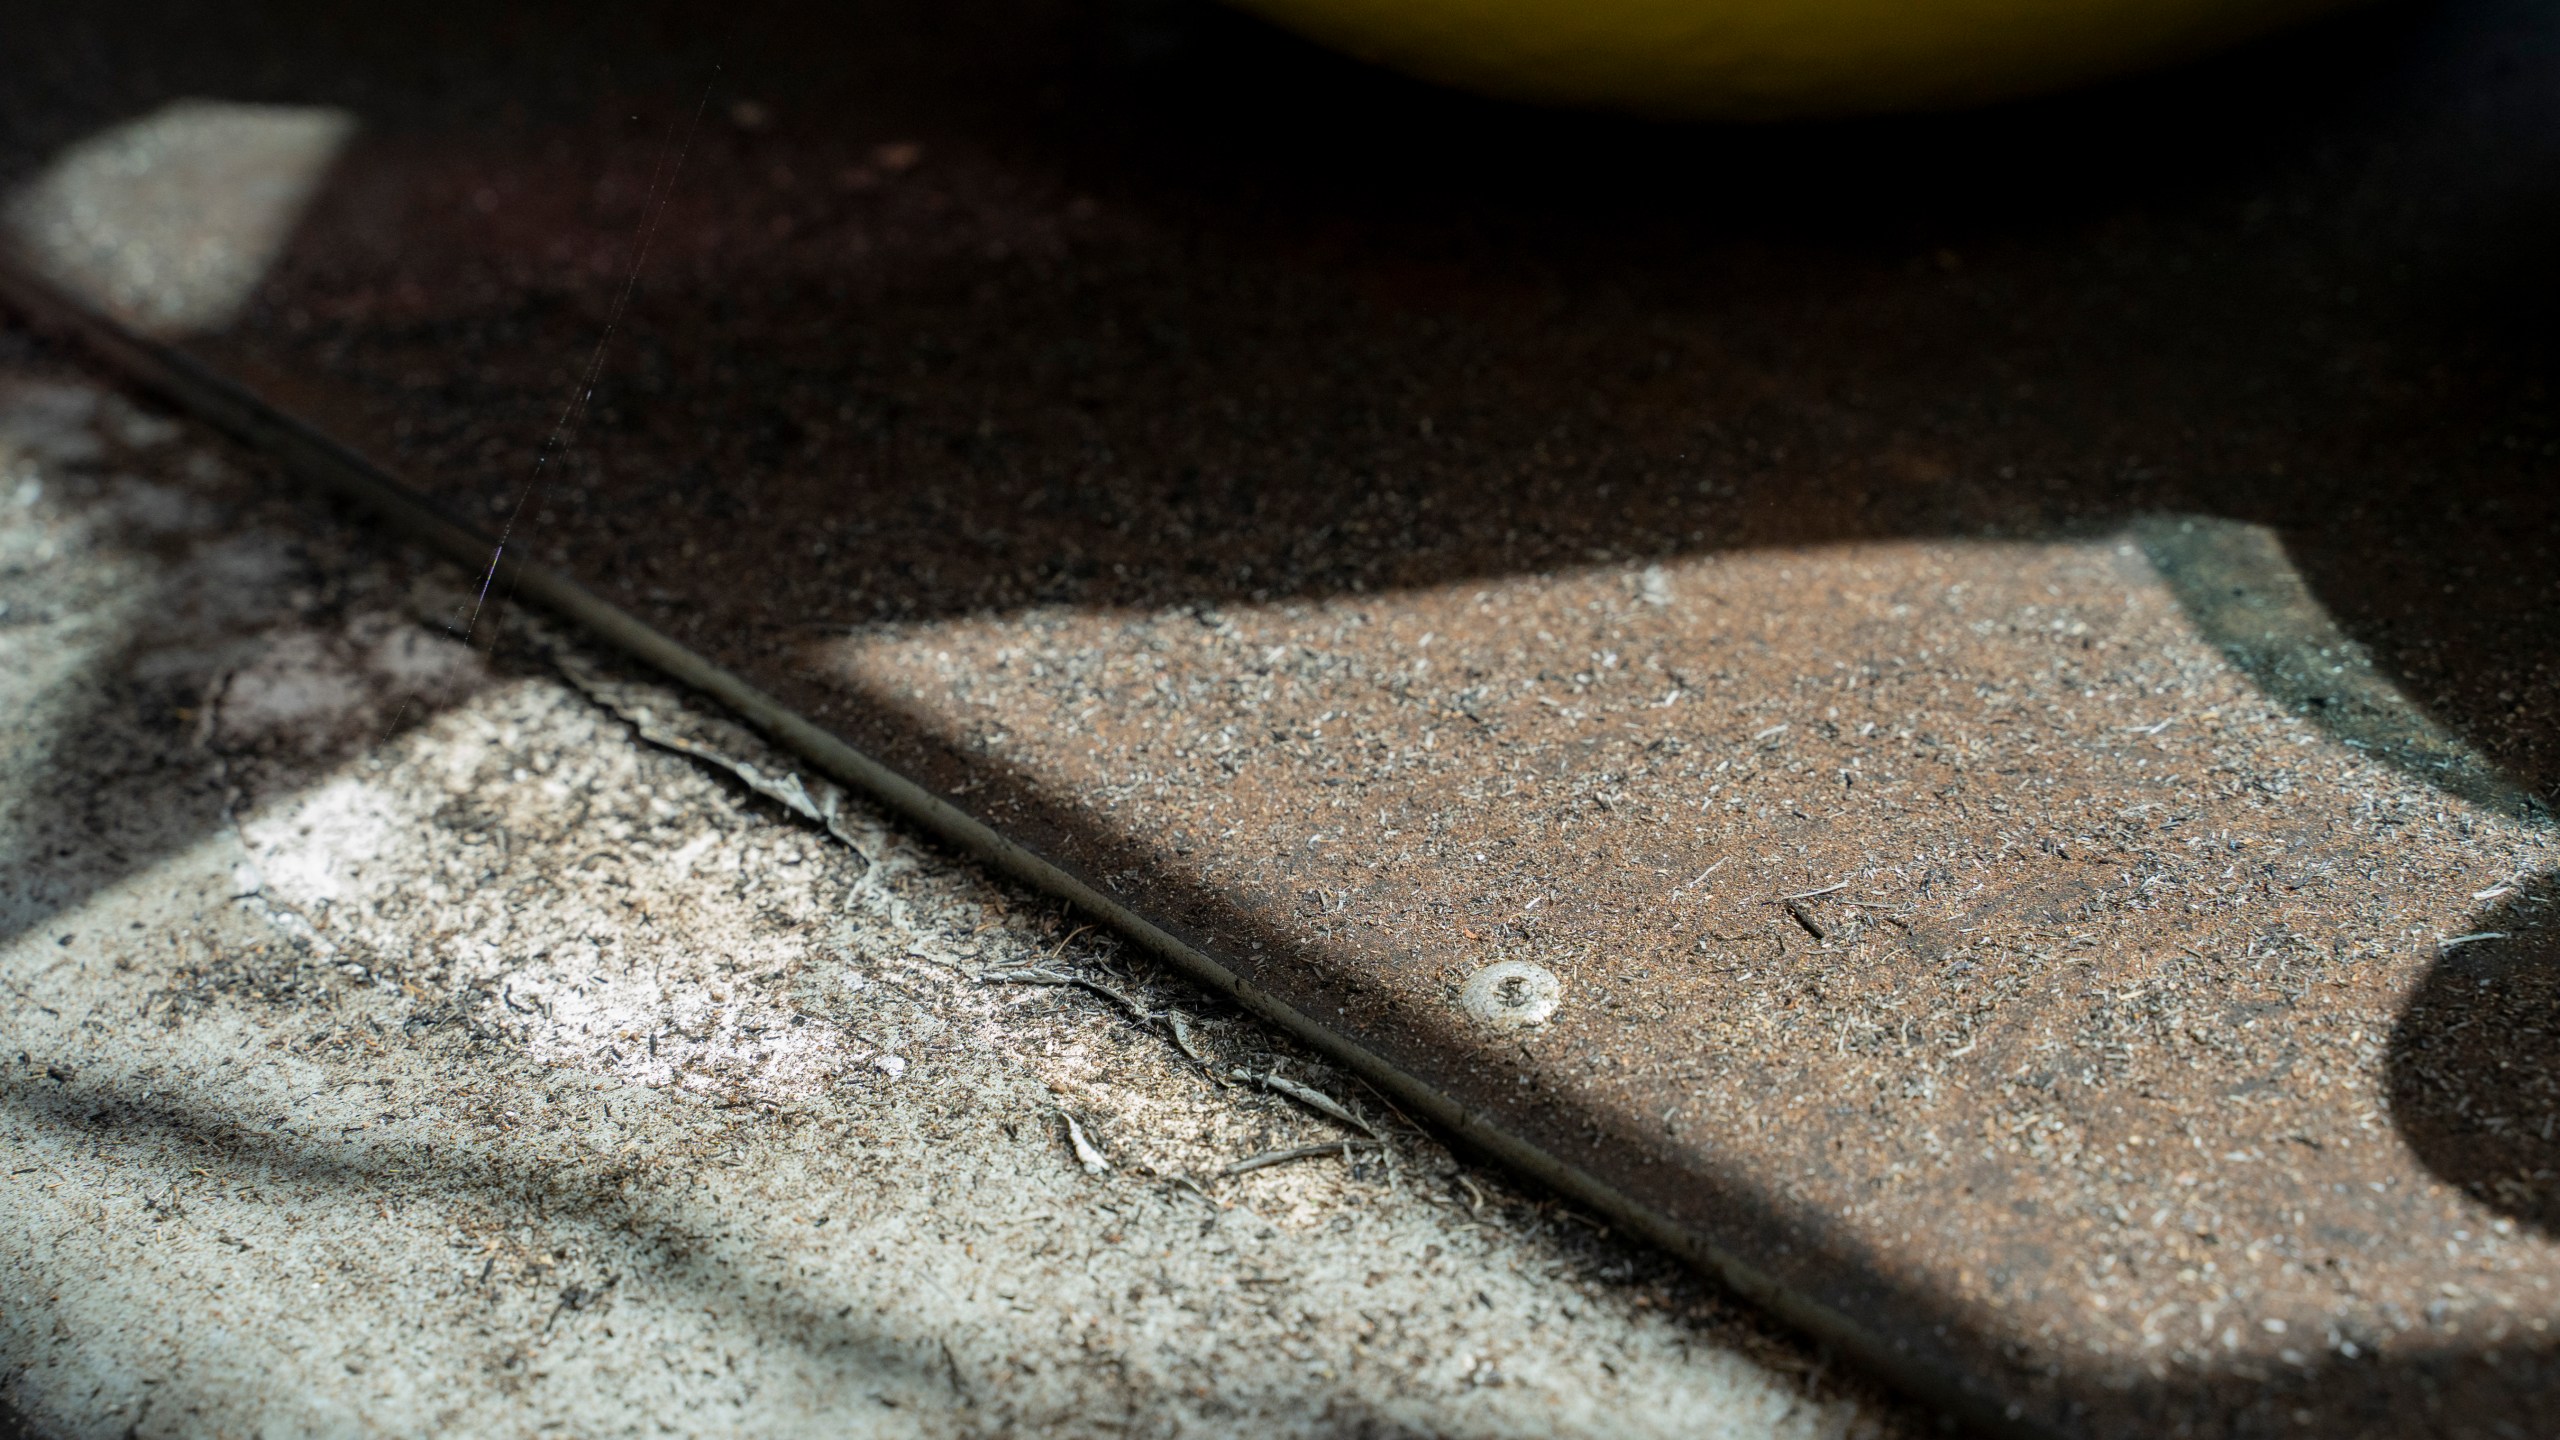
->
xmin=0 ymin=355 xmax=1915 ymax=1437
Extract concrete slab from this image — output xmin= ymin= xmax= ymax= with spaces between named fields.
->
xmin=0 ymin=353 xmax=1912 ymax=1438
xmin=4 ymin=0 xmax=2558 ymax=1432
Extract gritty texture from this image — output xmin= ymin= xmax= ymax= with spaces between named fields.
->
xmin=813 ymin=520 xmax=2560 ymax=1438
xmin=4 ymin=0 xmax=2560 ymax=1433
xmin=0 ymin=355 xmax=1916 ymax=1437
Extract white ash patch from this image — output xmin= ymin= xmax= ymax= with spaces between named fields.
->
xmin=237 ymin=772 xmax=402 ymax=908
xmin=221 ymin=674 xmax=911 ymax=1106
xmin=219 ymin=630 xmax=374 ymax=753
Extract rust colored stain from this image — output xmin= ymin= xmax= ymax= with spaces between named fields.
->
xmin=14 ymin=0 xmax=2560 ymax=1431
xmin=806 ymin=531 xmax=2551 ymax=1431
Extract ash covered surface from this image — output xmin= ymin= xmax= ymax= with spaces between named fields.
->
xmin=4 ymin=0 xmax=2560 ymax=1432
xmin=0 ymin=353 xmax=1913 ymax=1437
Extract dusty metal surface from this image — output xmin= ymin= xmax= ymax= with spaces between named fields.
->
xmin=5 ymin=0 xmax=2559 ymax=1433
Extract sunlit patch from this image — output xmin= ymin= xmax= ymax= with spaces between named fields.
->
xmin=224 ymin=685 xmax=884 ymax=1105
xmin=239 ymin=773 xmax=400 ymax=909
xmin=4 ymin=99 xmax=354 ymax=335
xmin=492 ymin=959 xmax=869 ymax=1099
xmin=807 ymin=516 xmax=2526 ymax=842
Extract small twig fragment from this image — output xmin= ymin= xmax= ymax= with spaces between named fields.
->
xmin=2471 ymin=870 xmax=2526 ymax=901
xmin=554 ymin=655 xmax=872 ymax=864
xmin=1233 ymin=1068 xmax=1380 ymax=1139
xmin=2438 ymin=931 xmax=2509 ymax=952
xmin=1552 ymin=1207 xmax=1608 ymax=1234
xmin=1784 ymin=901 xmax=1828 ymax=942
xmin=980 ymin=966 xmax=1149 ymax=1021
xmin=1219 ymin=1140 xmax=1376 ymax=1178
xmin=1667 ymin=858 xmax=1724 ymax=900
xmin=1166 ymin=1011 xmax=1209 ymax=1066
xmin=1062 ymin=1113 xmax=1110 ymax=1175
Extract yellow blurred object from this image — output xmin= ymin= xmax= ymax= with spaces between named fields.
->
xmin=1224 ymin=0 xmax=2359 ymax=117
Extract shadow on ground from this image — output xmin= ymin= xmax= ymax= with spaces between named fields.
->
xmin=0 ymin=355 xmax=498 ymax=955
xmin=0 ymin=1071 xmax=955 ymax=1425
xmin=2 ymin=0 xmax=2558 ymax=1434
xmin=2390 ymin=871 xmax=2560 ymax=1234
xmin=55 ymin=0 xmax=2541 ymax=806
xmin=2 ymin=0 xmax=2551 ymax=924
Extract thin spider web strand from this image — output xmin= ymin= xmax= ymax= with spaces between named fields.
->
xmin=460 ymin=74 xmax=717 ymax=649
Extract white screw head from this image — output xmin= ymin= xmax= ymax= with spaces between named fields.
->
xmin=1460 ymin=961 xmax=1562 ymax=1029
